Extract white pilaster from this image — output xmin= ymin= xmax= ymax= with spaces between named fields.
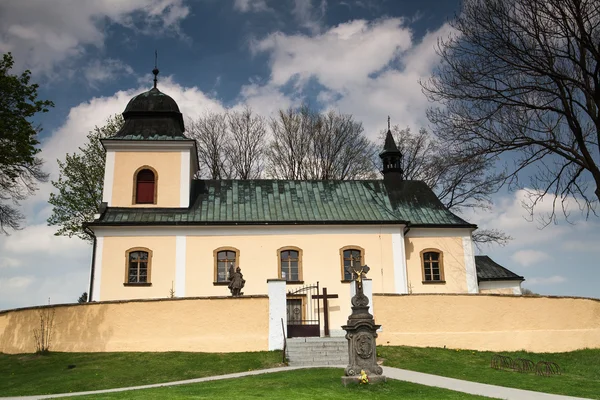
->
xmin=175 ymin=236 xmax=186 ymax=297
xmin=102 ymin=151 xmax=115 ymax=205
xmin=392 ymin=230 xmax=408 ymax=294
xmin=463 ymin=235 xmax=479 ymax=293
xmin=179 ymin=150 xmax=190 ymax=207
xmin=91 ymin=237 xmax=104 ymax=301
xmin=268 ymin=279 xmax=287 ymax=350
xmin=350 ymin=278 xmax=374 ymax=316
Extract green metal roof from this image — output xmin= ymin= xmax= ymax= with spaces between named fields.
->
xmin=92 ymin=180 xmax=474 ymax=227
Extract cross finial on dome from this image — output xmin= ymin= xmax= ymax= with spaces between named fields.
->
xmin=152 ymin=50 xmax=159 ymax=89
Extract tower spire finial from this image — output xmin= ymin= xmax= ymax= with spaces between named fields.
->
xmin=387 ymin=115 xmax=390 ymax=131
xmin=152 ymin=50 xmax=159 ymax=89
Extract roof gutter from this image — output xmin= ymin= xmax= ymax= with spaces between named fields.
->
xmin=477 ymin=277 xmax=525 ymax=282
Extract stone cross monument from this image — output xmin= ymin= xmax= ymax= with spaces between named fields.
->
xmin=341 ymin=264 xmax=386 ymax=385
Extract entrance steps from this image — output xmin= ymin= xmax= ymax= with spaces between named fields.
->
xmin=286 ymin=337 xmax=349 ymax=367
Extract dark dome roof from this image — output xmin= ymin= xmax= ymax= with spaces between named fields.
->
xmin=123 ymin=87 xmax=181 ymax=114
xmin=111 ymin=85 xmax=187 ymax=141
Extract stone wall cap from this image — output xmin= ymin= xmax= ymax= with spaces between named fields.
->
xmin=373 ymin=293 xmax=600 ymax=302
xmin=0 ymin=295 xmax=268 ymax=315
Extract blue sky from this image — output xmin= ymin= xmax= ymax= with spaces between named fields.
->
xmin=0 ymin=0 xmax=598 ymax=310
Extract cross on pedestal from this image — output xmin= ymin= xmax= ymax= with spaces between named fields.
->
xmin=312 ymin=287 xmax=338 ymax=337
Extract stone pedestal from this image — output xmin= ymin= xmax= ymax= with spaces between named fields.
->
xmin=341 ymin=277 xmax=385 ymax=385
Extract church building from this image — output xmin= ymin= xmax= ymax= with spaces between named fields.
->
xmin=86 ymin=71 xmax=524 ymax=335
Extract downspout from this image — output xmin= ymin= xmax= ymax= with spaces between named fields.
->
xmin=84 ymin=226 xmax=97 ymax=302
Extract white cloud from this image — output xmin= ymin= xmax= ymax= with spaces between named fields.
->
xmin=0 ymin=257 xmax=22 ymax=269
xmin=527 ymin=275 xmax=567 ymax=285
xmin=3 ymin=224 xmax=89 ymax=256
xmin=234 ymin=0 xmax=271 ymax=13
xmin=511 ymin=250 xmax=550 ymax=267
xmin=0 ymin=0 xmax=190 ymax=75
xmin=253 ymin=19 xmax=412 ymax=90
xmin=292 ymin=0 xmax=328 ymax=34
xmin=84 ymin=59 xmax=134 ymax=88
xmin=466 ymin=189 xmax=575 ymax=247
xmin=562 ymin=240 xmax=600 ymax=252
xmin=247 ymin=18 xmax=451 ymax=137
xmin=0 ymin=276 xmax=34 ymax=290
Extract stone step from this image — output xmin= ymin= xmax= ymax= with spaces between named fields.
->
xmin=286 ymin=337 xmax=349 ymax=366
xmin=287 ymin=346 xmax=347 ymax=352
xmin=291 ymin=361 xmax=347 ymax=367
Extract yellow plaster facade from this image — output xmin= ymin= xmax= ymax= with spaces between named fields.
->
xmin=374 ymin=294 xmax=600 ymax=352
xmin=110 ymin=151 xmax=182 ymax=207
xmin=479 ymin=287 xmax=515 ymax=295
xmin=101 ymin=236 xmax=176 ymax=301
xmin=405 ymin=236 xmax=468 ymax=293
xmin=2 ymin=294 xmax=598 ymax=354
xmin=0 ymin=297 xmax=269 ymax=354
xmin=97 ymin=227 xmax=404 ymax=332
xmin=183 ymin=228 xmax=396 ymax=331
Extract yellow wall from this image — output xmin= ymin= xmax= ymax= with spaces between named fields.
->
xmin=405 ymin=237 xmax=467 ymax=293
xmin=185 ymin=231 xmax=396 ymax=332
xmin=374 ymin=294 xmax=600 ymax=352
xmin=0 ymin=297 xmax=269 ymax=354
xmin=479 ymin=287 xmax=515 ymax=295
xmin=101 ymin=236 xmax=176 ymax=301
xmin=111 ymin=151 xmax=181 ymax=207
xmin=2 ymin=295 xmax=598 ymax=354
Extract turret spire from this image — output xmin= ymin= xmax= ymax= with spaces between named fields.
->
xmin=379 ymin=117 xmax=403 ymax=179
xmin=152 ymin=50 xmax=159 ymax=89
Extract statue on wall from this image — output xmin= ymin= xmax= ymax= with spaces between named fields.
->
xmin=228 ymin=264 xmax=245 ymax=297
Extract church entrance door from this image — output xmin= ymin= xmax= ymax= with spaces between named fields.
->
xmin=286 ymin=282 xmax=320 ymax=338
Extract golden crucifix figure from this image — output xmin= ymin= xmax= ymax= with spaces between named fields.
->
xmin=348 ymin=264 xmax=370 ymax=291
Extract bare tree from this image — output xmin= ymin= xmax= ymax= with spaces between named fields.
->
xmin=186 ymin=113 xmax=232 ymax=179
xmin=423 ymin=0 xmax=600 ymax=221
xmin=226 ymin=107 xmax=267 ymax=179
xmin=390 ymin=126 xmax=510 ymax=246
xmin=267 ymin=106 xmax=378 ymax=180
xmin=305 ymin=110 xmax=378 ymax=180
xmin=266 ymin=107 xmax=314 ymax=179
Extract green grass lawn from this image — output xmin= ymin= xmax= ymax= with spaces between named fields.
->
xmin=378 ymin=346 xmax=600 ymax=399
xmin=72 ymin=368 xmax=492 ymax=400
xmin=1 ymin=346 xmax=598 ymax=398
xmin=0 ymin=351 xmax=283 ymax=396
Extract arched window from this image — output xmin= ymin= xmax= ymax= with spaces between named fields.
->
xmin=213 ymin=247 xmax=240 ymax=284
xmin=134 ymin=167 xmax=156 ymax=204
xmin=421 ymin=249 xmax=445 ymax=283
xmin=125 ymin=248 xmax=152 ymax=285
xmin=278 ymin=247 xmax=303 ymax=282
xmin=340 ymin=246 xmax=364 ymax=281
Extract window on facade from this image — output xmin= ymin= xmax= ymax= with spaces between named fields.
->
xmin=135 ymin=168 xmax=156 ymax=204
xmin=341 ymin=247 xmax=363 ymax=281
xmin=126 ymin=249 xmax=151 ymax=284
xmin=215 ymin=249 xmax=238 ymax=283
xmin=279 ymin=248 xmax=302 ymax=282
xmin=422 ymin=250 xmax=444 ymax=282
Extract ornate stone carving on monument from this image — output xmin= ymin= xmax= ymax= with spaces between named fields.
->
xmin=341 ymin=264 xmax=386 ymax=385
xmin=227 ymin=264 xmax=245 ymax=297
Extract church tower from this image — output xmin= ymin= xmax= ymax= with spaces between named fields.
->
xmin=100 ymin=67 xmax=198 ymax=208
xmin=379 ymin=117 xmax=403 ymax=180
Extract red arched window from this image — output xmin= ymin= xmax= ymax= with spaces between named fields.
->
xmin=135 ymin=168 xmax=156 ymax=204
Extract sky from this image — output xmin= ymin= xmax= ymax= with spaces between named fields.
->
xmin=0 ymin=0 xmax=598 ymax=310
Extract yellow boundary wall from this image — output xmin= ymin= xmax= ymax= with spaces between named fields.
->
xmin=0 ymin=296 xmax=269 ymax=354
xmin=2 ymin=294 xmax=598 ymax=354
xmin=374 ymin=294 xmax=600 ymax=353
